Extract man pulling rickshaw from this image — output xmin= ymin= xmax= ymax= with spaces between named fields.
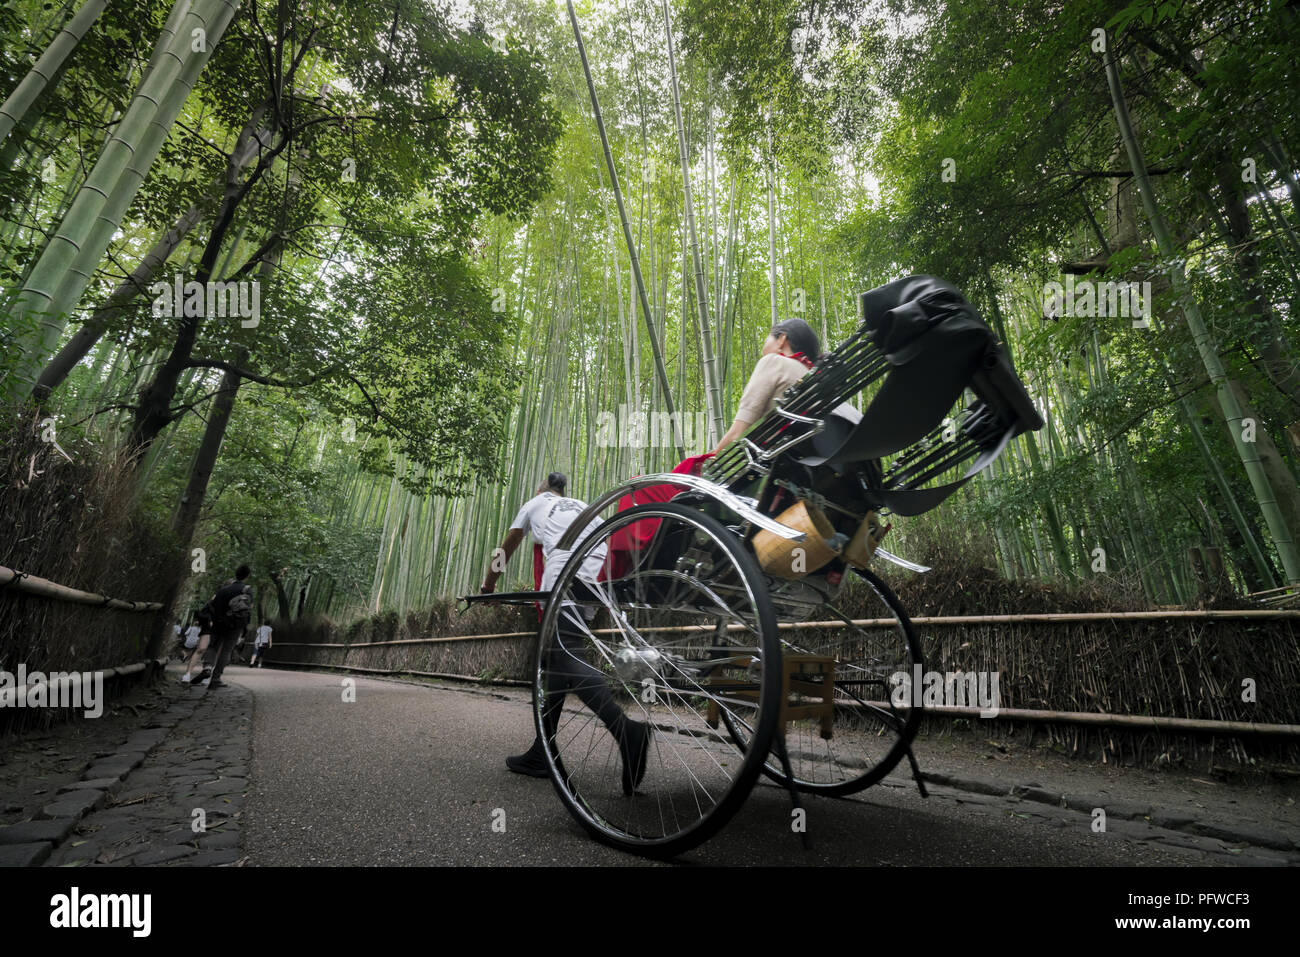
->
xmin=467 ymin=276 xmax=1044 ymax=857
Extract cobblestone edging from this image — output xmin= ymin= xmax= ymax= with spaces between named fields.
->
xmin=0 ymin=681 xmax=253 ymax=867
xmin=920 ymin=770 xmax=1300 ymax=862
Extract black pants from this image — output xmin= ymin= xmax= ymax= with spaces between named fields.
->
xmin=537 ymin=609 xmax=629 ymax=748
xmin=207 ymin=629 xmax=241 ymax=682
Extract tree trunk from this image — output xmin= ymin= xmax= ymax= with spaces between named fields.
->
xmin=145 ymin=236 xmax=277 ymax=656
xmin=269 ymin=569 xmax=292 ymax=620
xmin=172 ymin=348 xmax=244 ymax=546
xmin=296 ymin=574 xmax=311 ymax=617
xmin=129 ymin=113 xmax=286 ymax=454
xmin=1104 ymin=45 xmax=1300 ymax=583
xmin=0 ymin=0 xmax=110 ymax=145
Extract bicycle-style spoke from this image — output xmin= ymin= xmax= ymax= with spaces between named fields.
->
xmin=718 ymin=569 xmax=923 ymax=794
xmin=535 ymin=504 xmax=780 ymax=856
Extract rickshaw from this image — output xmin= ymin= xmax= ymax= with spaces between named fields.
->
xmin=469 ymin=275 xmax=1043 ymax=857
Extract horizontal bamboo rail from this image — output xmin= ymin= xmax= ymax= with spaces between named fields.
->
xmin=272 ymin=607 xmax=1300 ymax=650
xmin=861 ymin=702 xmax=1300 ymax=737
xmin=0 ymin=657 xmax=165 ymax=709
xmin=277 ymin=630 xmax=535 ymax=649
xmin=0 ymin=564 xmax=163 ymax=612
xmin=1246 ymin=583 xmax=1300 ymax=599
xmin=262 ymin=657 xmax=1300 ymax=737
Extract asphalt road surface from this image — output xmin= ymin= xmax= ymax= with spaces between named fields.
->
xmin=235 ymin=668 xmax=1249 ymax=866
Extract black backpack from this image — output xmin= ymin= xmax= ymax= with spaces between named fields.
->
xmin=223 ymin=586 xmax=253 ymax=630
xmin=207 ymin=582 xmax=252 ymax=631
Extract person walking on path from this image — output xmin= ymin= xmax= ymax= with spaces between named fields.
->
xmin=180 ymin=610 xmax=214 ymax=685
xmin=249 ymin=622 xmax=273 ymax=667
xmin=480 ymin=472 xmax=650 ymax=792
xmin=197 ymin=565 xmax=254 ymax=691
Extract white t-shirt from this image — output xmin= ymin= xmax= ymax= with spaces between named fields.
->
xmin=255 ymin=625 xmax=272 ymax=646
xmin=511 ymin=492 xmax=607 ymax=591
xmin=183 ymin=625 xmax=201 ymax=649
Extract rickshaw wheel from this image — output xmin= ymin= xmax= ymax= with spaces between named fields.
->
xmin=721 ymin=566 xmax=924 ymax=795
xmin=535 ymin=502 xmax=782 ymax=858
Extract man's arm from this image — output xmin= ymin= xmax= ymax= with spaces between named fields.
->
xmin=481 ymin=527 xmax=526 ymax=593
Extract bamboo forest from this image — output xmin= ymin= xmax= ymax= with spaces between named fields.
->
xmin=8 ymin=0 xmax=1300 ymax=886
xmin=3 ymin=0 xmax=1300 ymax=655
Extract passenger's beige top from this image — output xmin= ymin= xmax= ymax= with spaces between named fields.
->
xmin=736 ymin=353 xmax=809 ymax=423
xmin=734 ymin=352 xmax=863 ymax=427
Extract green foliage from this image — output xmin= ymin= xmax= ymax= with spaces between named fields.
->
xmin=3 ymin=0 xmax=1299 ymax=624
xmin=323 ymin=237 xmax=520 ymax=496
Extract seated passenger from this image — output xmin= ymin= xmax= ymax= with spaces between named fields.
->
xmin=607 ymin=319 xmax=852 ymax=566
xmin=710 ymin=317 xmax=847 ymax=454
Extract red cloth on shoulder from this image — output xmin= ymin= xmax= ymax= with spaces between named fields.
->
xmin=787 ymin=351 xmax=815 ymax=369
xmin=602 ymin=453 xmax=715 ymax=580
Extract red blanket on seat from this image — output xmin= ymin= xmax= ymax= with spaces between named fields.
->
xmin=603 ymin=453 xmax=715 ymax=580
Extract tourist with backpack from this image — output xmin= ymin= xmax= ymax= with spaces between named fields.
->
xmin=198 ymin=564 xmax=254 ymax=691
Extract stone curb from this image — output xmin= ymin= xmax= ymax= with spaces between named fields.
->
xmin=920 ymin=770 xmax=1300 ymax=853
xmin=42 ymin=679 xmax=254 ymax=867
xmin=0 ymin=842 xmax=51 ymax=866
xmin=0 ymin=681 xmax=202 ymax=866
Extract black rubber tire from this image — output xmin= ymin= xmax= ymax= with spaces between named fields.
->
xmin=720 ymin=565 xmax=924 ymax=796
xmin=534 ymin=502 xmax=782 ymax=858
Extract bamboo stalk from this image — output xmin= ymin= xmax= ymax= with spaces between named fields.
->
xmin=565 ymin=0 xmax=683 ymax=459
xmin=0 ymin=565 xmax=162 ymax=611
xmin=0 ymin=0 xmax=110 ymax=145
xmin=766 ymin=119 xmax=779 ymax=327
xmin=663 ymin=0 xmax=723 ymax=445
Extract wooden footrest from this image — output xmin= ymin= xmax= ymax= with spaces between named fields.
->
xmin=706 ymin=653 xmax=836 ymax=739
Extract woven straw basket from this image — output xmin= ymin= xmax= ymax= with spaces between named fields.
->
xmin=753 ymin=500 xmax=838 ymax=580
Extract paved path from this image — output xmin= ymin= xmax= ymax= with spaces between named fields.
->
xmin=3 ymin=665 xmax=1297 ymax=866
xmin=241 ymin=669 xmax=1300 ymax=866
